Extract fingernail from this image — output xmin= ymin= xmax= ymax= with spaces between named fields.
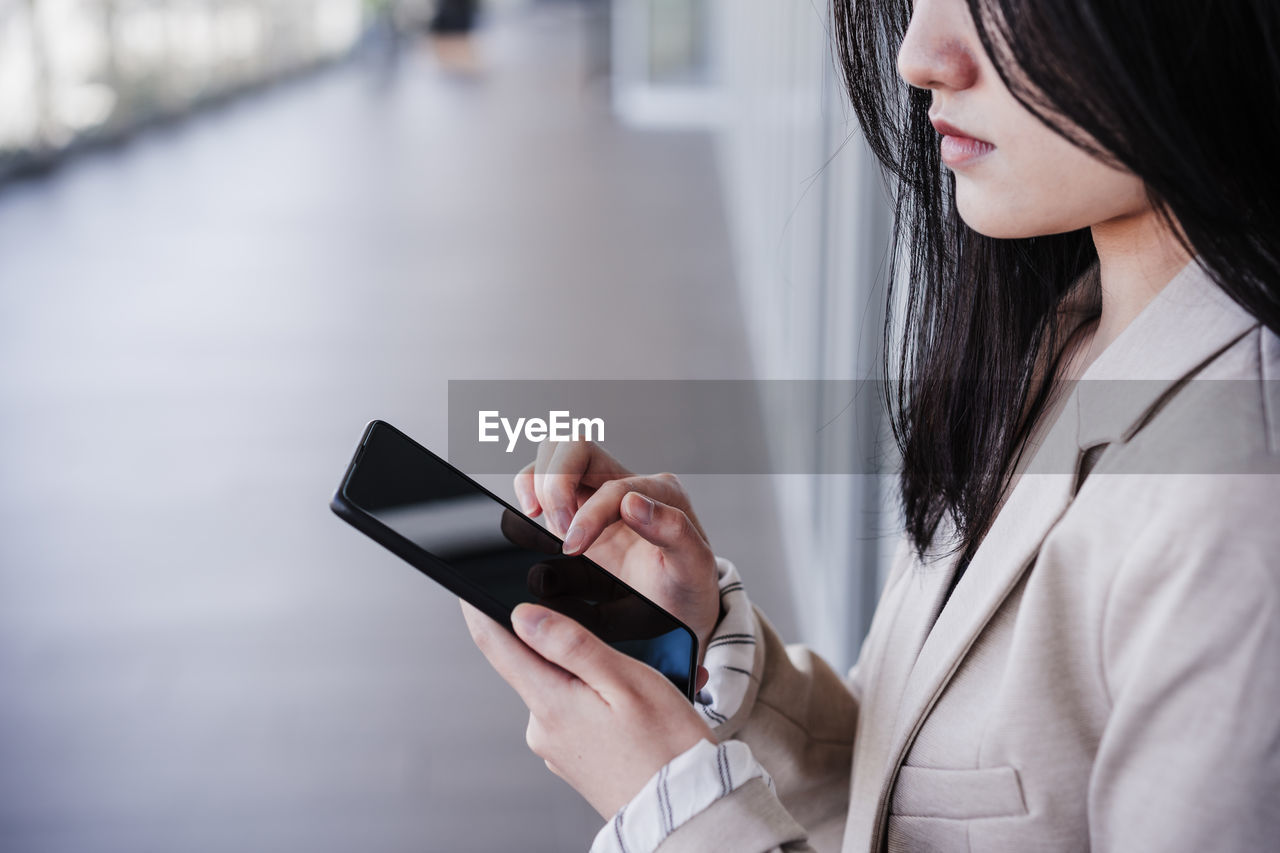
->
xmin=512 ymin=603 xmax=550 ymax=636
xmin=626 ymin=492 xmax=654 ymax=524
xmin=562 ymin=525 xmax=585 ymax=554
xmin=554 ymin=508 xmax=574 ymax=537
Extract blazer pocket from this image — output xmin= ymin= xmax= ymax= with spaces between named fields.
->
xmin=890 ymin=764 xmax=1028 ymax=820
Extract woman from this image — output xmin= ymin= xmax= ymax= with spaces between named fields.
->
xmin=461 ymin=0 xmax=1280 ymax=850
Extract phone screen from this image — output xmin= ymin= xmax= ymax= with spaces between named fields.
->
xmin=337 ymin=421 xmax=697 ymax=699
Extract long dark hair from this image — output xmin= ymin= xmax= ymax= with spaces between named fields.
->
xmin=832 ymin=0 xmax=1280 ymax=562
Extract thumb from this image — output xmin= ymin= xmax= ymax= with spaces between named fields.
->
xmin=511 ymin=603 xmax=628 ymax=693
xmin=620 ymin=491 xmax=711 ymax=583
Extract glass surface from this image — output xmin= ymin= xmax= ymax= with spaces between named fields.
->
xmin=343 ymin=422 xmax=695 ymax=698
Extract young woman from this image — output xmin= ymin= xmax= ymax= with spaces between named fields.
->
xmin=462 ymin=0 xmax=1280 ymax=849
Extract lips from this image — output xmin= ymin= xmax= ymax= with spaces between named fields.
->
xmin=930 ymin=116 xmax=995 ymax=167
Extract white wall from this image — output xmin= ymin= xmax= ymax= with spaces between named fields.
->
xmin=710 ymin=0 xmax=896 ymax=669
xmin=609 ymin=0 xmax=900 ymax=668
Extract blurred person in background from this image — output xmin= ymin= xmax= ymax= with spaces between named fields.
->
xmin=460 ymin=1 xmax=1280 ymax=851
xmin=425 ymin=0 xmax=483 ymax=75
xmin=427 ymin=0 xmax=479 ymax=33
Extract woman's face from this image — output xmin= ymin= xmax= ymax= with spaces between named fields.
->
xmin=897 ymin=0 xmax=1148 ymax=238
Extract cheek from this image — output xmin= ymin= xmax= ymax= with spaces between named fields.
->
xmin=953 ymin=132 xmax=1148 ymax=238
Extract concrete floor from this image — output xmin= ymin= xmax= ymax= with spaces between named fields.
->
xmin=0 ymin=4 xmax=793 ymax=851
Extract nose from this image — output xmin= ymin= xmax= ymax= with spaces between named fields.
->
xmin=896 ymin=0 xmax=981 ymax=92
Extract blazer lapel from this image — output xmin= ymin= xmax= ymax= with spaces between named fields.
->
xmin=864 ymin=255 xmax=1262 ymax=847
xmin=865 ymin=397 xmax=1081 ymax=843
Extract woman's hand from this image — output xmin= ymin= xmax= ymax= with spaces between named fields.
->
xmin=461 ymin=600 xmax=715 ymax=819
xmin=513 ymin=441 xmax=721 ymax=662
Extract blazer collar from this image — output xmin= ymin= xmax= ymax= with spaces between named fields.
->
xmin=1069 ymin=256 xmax=1260 ymax=451
xmin=867 ymin=254 xmax=1261 ymax=846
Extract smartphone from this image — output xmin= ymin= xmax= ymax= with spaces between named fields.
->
xmin=330 ymin=420 xmax=698 ymax=701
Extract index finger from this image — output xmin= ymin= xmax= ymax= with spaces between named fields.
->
xmin=535 ymin=441 xmax=632 ymax=537
xmin=559 ymin=475 xmax=692 ymax=555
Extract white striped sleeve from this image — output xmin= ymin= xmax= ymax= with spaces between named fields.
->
xmin=586 ymin=556 xmax=771 ymax=853
xmin=588 ymin=738 xmax=774 ymax=853
xmin=694 ymin=556 xmax=760 ymax=726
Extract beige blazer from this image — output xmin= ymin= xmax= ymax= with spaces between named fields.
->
xmin=660 ymin=259 xmax=1280 ymax=852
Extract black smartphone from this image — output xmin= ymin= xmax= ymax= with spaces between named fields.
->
xmin=330 ymin=419 xmax=698 ymax=701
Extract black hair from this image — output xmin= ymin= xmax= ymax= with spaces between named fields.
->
xmin=832 ymin=0 xmax=1280 ymax=562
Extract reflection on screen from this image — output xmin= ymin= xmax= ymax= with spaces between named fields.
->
xmin=343 ymin=424 xmax=695 ymax=698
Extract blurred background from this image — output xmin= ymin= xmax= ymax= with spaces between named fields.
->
xmin=0 ymin=0 xmax=894 ymax=849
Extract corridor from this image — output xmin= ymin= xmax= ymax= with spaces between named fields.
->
xmin=0 ymin=4 xmax=793 ymax=851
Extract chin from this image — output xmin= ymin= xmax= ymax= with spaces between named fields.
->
xmin=956 ymin=209 xmax=1040 ymax=240
xmin=956 ymin=193 xmax=1072 ymax=240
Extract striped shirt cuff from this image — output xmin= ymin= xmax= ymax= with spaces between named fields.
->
xmin=694 ymin=556 xmax=760 ymax=727
xmin=588 ymin=738 xmax=774 ymax=853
